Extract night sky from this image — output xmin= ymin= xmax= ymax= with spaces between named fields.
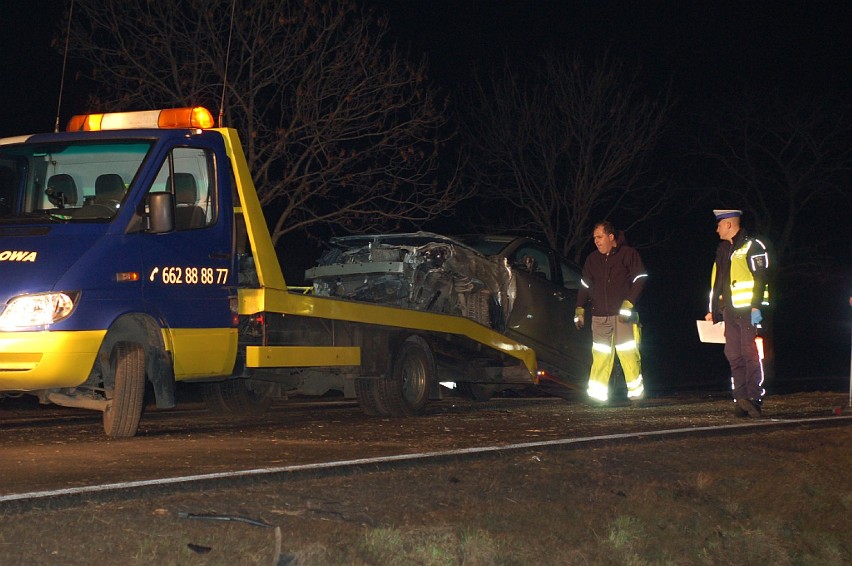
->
xmin=4 ymin=2 xmax=851 ymax=135
xmin=1 ymin=1 xmax=850 ymax=391
xmin=373 ymin=1 xmax=852 ymax=98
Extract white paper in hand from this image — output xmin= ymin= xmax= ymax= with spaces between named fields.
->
xmin=696 ymin=320 xmax=725 ymax=344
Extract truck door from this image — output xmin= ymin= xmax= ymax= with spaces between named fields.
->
xmin=140 ymin=144 xmax=237 ymax=379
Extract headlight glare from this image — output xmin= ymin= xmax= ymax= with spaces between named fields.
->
xmin=0 ymin=292 xmax=79 ymax=329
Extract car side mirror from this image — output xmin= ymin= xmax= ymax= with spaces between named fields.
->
xmin=148 ymin=191 xmax=175 ymax=233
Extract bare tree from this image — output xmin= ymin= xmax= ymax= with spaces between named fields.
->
xmin=64 ymin=0 xmax=469 ymax=244
xmin=460 ymin=52 xmax=671 ymax=263
xmin=700 ymin=92 xmax=852 ymax=280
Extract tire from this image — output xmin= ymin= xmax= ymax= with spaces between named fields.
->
xmin=201 ymin=379 xmax=274 ymax=417
xmin=457 ymin=382 xmax=495 ymax=402
xmin=380 ymin=336 xmax=434 ymax=416
xmin=355 ymin=378 xmax=389 ymax=416
xmin=102 ymin=342 xmax=146 ymax=439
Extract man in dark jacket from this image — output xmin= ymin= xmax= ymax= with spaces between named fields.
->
xmin=705 ymin=209 xmax=771 ymax=417
xmin=575 ymin=221 xmax=648 ymax=403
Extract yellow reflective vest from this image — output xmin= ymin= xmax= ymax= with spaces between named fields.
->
xmin=709 ymin=233 xmax=771 ymax=314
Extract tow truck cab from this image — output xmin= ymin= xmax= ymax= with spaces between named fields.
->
xmin=0 ymin=108 xmax=239 ymax=436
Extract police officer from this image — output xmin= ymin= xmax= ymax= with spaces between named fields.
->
xmin=705 ymin=209 xmax=771 ymax=417
xmin=575 ymin=221 xmax=648 ymax=403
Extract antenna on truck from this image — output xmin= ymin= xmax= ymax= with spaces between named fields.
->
xmin=54 ymin=0 xmax=75 ymax=133
xmin=218 ymin=0 xmax=238 ymax=128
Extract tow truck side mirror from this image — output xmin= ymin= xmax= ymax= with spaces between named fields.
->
xmin=148 ymin=191 xmax=175 ymax=233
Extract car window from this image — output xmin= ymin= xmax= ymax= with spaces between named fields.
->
xmin=560 ymin=260 xmax=581 ymax=290
xmin=455 ymin=235 xmax=509 ymax=256
xmin=510 ymin=245 xmax=552 ymax=281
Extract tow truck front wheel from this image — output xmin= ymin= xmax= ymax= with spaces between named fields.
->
xmin=102 ymin=342 xmax=146 ymax=438
xmin=381 ymin=336 xmax=434 ymax=416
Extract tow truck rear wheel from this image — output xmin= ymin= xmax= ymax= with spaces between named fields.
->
xmin=102 ymin=342 xmax=146 ymax=438
xmin=457 ymin=382 xmax=495 ymax=402
xmin=201 ymin=378 xmax=274 ymax=416
xmin=381 ymin=336 xmax=434 ymax=416
xmin=355 ymin=378 xmax=388 ymax=416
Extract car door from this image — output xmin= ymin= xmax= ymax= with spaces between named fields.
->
xmin=503 ymin=242 xmax=576 ymax=371
xmin=556 ymin=258 xmax=592 ymax=378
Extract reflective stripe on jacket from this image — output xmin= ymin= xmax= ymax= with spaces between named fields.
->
xmin=709 ymin=231 xmax=770 ymax=316
xmin=577 ymin=245 xmax=647 ymax=316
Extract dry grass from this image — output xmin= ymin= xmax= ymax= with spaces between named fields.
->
xmin=0 ymin=424 xmax=850 ymax=565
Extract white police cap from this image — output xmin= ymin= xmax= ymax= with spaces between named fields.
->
xmin=713 ymin=209 xmax=742 ymax=220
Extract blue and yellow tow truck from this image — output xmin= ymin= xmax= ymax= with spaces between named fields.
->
xmin=0 ymin=107 xmax=538 ymax=437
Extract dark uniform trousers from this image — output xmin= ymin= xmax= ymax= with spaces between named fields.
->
xmin=722 ymin=308 xmax=764 ymax=401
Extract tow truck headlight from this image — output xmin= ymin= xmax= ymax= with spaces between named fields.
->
xmin=0 ymin=291 xmax=79 ymax=329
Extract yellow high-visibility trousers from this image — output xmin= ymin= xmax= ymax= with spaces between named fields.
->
xmin=587 ymin=315 xmax=643 ymax=401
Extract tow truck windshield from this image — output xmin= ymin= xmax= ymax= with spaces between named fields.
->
xmin=0 ymin=141 xmax=152 ymax=221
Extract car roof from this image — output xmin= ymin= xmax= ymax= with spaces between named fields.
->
xmin=455 ymin=234 xmax=544 ymax=254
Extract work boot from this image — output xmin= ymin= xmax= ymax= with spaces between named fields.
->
xmin=736 ymin=397 xmax=762 ymax=418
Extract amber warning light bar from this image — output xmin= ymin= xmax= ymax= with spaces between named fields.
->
xmin=66 ymin=107 xmax=215 ymax=132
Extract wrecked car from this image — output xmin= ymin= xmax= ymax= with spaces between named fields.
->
xmin=305 ymin=232 xmax=591 ymax=395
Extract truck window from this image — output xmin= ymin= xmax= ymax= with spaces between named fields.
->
xmin=0 ymin=164 xmax=14 ymax=215
xmin=148 ymin=147 xmax=217 ymax=230
xmin=0 ymin=141 xmax=151 ymax=221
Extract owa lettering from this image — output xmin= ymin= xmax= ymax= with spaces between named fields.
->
xmin=0 ymin=250 xmax=37 ymax=262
